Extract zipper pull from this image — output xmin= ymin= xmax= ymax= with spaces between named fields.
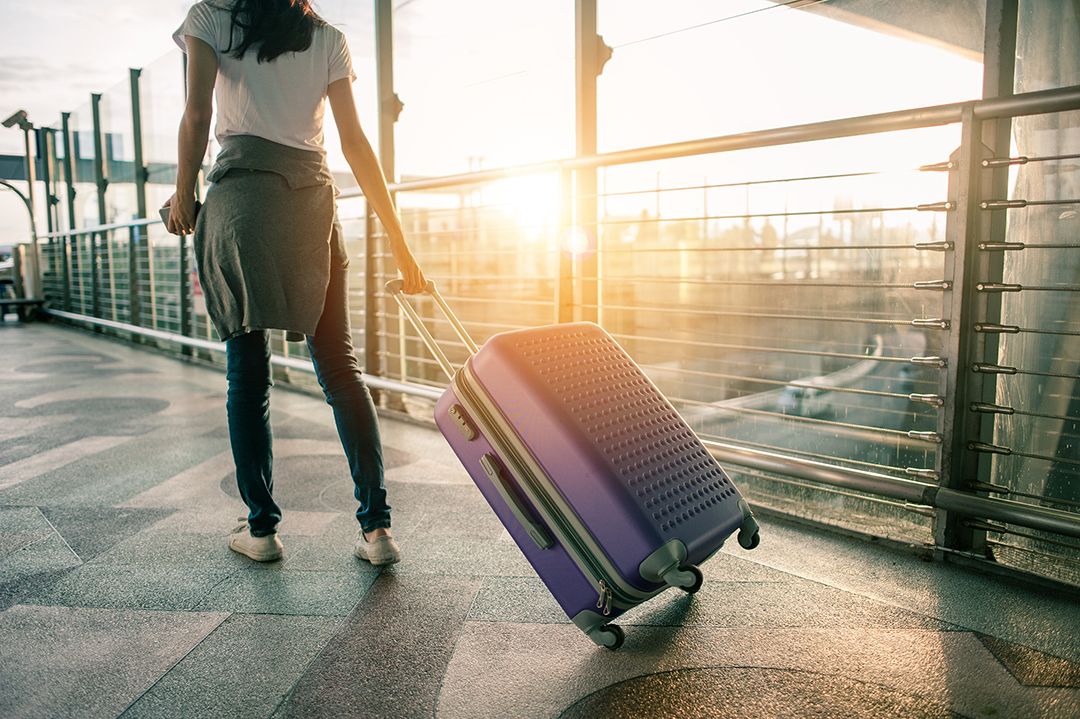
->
xmin=596 ymin=580 xmax=612 ymax=616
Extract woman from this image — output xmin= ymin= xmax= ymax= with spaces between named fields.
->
xmin=165 ymin=0 xmax=425 ymax=565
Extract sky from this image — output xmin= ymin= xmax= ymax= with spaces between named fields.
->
xmin=0 ymin=0 xmax=191 ymax=154
xmin=0 ymin=0 xmax=192 ymax=244
xmin=0 ymin=0 xmax=984 ymax=244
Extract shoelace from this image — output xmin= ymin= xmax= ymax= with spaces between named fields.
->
xmin=232 ymin=517 xmax=249 ymax=534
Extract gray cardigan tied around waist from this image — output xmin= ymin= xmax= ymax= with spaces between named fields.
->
xmin=194 ymin=134 xmax=341 ymax=342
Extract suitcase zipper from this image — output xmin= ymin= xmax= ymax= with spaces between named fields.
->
xmin=596 ymin=580 xmax=613 ymax=616
xmin=455 ymin=363 xmax=656 ymax=612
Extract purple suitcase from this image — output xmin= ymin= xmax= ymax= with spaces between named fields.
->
xmin=389 ymin=281 xmax=760 ymax=649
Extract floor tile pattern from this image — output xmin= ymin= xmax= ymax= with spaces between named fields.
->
xmin=0 ymin=322 xmax=1078 ymax=719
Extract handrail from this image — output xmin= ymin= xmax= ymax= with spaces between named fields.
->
xmin=346 ymin=83 xmax=1080 ymax=196
xmin=38 ymin=216 xmax=158 ymax=241
xmin=40 ymin=83 xmax=1080 ymax=236
xmin=42 ymin=308 xmax=443 ymax=401
xmin=973 ymin=84 xmax=1080 ymax=119
xmin=706 ymin=440 xmax=935 ymax=504
xmin=706 ymin=441 xmax=1080 ymax=539
xmin=31 ymin=81 xmax=1080 ymax=551
xmin=44 ymin=307 xmax=1080 ymax=541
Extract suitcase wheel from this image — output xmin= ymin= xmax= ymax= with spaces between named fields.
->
xmin=593 ymin=623 xmax=625 ymax=651
xmin=659 ymin=563 xmax=703 ymax=593
xmin=737 ymin=499 xmax=761 ymax=550
xmin=678 ymin=565 xmax=704 ymax=594
xmin=738 ymin=528 xmax=761 ymax=550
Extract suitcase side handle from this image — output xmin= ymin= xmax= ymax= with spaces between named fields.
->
xmin=479 ymin=453 xmax=553 ymax=550
xmin=385 ymin=279 xmax=479 ymax=380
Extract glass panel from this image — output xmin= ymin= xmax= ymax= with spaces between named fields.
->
xmin=141 ymin=50 xmax=185 ymax=214
xmin=99 ymin=75 xmax=139 ymax=323
xmin=100 ymin=76 xmax=138 ymax=222
xmin=987 ymin=2 xmax=1080 ymax=585
xmin=48 ymin=124 xmax=70 ymax=233
xmin=993 ymin=121 xmax=1080 ymax=582
xmin=393 ymin=0 xmax=573 ymax=178
xmin=1016 ymin=0 xmax=1080 ymax=93
xmin=69 ymin=102 xmax=99 ymax=227
xmin=315 ymin=1 xmax=379 ymax=183
xmin=67 ymin=102 xmax=98 ymax=317
xmin=598 ymin=0 xmax=984 ymax=151
xmin=139 ymin=51 xmax=187 ymax=333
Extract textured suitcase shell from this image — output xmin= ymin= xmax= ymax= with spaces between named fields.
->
xmin=390 ymin=280 xmax=758 ymax=648
xmin=467 ymin=323 xmax=747 ymax=581
xmin=436 ymin=323 xmax=749 ymax=614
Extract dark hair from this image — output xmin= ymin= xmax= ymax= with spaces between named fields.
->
xmin=222 ymin=0 xmax=326 ymax=63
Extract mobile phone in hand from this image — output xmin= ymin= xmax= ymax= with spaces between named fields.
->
xmin=159 ymin=201 xmax=202 ymax=233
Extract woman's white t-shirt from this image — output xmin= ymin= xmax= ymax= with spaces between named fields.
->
xmin=172 ymin=1 xmax=356 ymax=153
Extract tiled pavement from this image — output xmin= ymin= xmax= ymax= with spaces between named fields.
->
xmin=1 ymin=321 xmax=1078 ymax=719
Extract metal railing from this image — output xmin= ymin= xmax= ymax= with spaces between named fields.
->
xmin=27 ymin=83 xmax=1080 ymax=590
xmin=13 ymin=0 xmax=1079 ymax=589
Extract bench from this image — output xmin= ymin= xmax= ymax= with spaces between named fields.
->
xmin=0 ymin=297 xmax=46 ymax=322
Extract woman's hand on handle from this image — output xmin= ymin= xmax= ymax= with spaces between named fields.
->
xmin=391 ymin=236 xmax=426 ymax=294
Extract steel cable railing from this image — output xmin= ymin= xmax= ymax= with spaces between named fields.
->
xmin=28 ymin=83 xmax=1080 ymax=586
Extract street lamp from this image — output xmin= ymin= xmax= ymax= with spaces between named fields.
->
xmin=2 ymin=108 xmax=41 ymax=300
xmin=2 ymin=110 xmax=29 ymax=129
xmin=2 ymin=109 xmax=31 ymax=131
xmin=0 ymin=179 xmax=39 ymax=238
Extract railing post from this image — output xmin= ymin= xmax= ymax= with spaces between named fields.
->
xmin=49 ymin=129 xmax=65 ymax=300
xmin=19 ymin=122 xmax=37 ymax=227
xmin=574 ymin=0 xmax=610 ymax=324
xmin=37 ymin=130 xmax=55 ymax=237
xmin=129 ymin=67 xmax=147 ymax=328
xmin=178 ymin=52 xmax=193 ymax=356
xmin=935 ymin=109 xmax=989 ymax=557
xmin=557 ymin=167 xmax=575 ymax=324
xmin=18 ymin=122 xmax=43 ymax=302
xmin=90 ymin=93 xmax=108 ymax=324
xmin=38 ymin=128 xmax=59 ymax=300
xmin=364 ymin=203 xmax=382 ymax=390
xmin=955 ymin=0 xmax=1019 ymax=557
xmin=374 ymin=0 xmax=400 ymax=185
xmin=60 ymin=113 xmax=76 ymax=312
xmin=934 ymin=0 xmax=1019 ymax=559
xmin=373 ymin=0 xmax=400 ymax=396
xmin=179 ymin=232 xmax=191 ymax=340
xmin=48 ymin=129 xmax=63 ymax=234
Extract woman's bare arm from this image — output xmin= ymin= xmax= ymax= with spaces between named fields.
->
xmin=167 ymin=35 xmax=217 ymax=234
xmin=327 ymin=77 xmax=425 ymax=293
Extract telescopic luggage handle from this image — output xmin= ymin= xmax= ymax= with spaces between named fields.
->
xmin=385 ymin=279 xmax=479 ymax=381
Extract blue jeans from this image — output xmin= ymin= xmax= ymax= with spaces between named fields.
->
xmin=224 ymin=227 xmax=390 ymax=537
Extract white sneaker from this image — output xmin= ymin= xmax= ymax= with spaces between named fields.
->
xmin=228 ymin=518 xmax=284 ymax=562
xmin=353 ymin=530 xmax=401 ymax=566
